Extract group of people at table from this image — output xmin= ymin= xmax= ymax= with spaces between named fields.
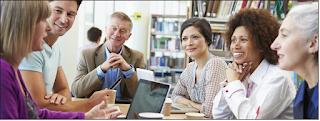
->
xmin=0 ymin=0 xmax=318 ymax=119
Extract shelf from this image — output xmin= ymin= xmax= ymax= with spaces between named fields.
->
xmin=211 ymin=27 xmax=225 ymax=30
xmin=202 ymin=17 xmax=229 ymax=22
xmin=151 ymin=32 xmax=180 ymax=36
xmin=151 ymin=50 xmax=185 ymax=53
xmin=152 ymin=14 xmax=186 ymax=18
xmin=150 ymin=66 xmax=184 ymax=72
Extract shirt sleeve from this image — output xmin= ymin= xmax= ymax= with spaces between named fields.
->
xmin=58 ymin=45 xmax=62 ymax=67
xmin=222 ymin=72 xmax=294 ymax=119
xmin=201 ymin=58 xmax=227 ymax=118
xmin=96 ymin=65 xmax=106 ymax=80
xmin=1 ymin=64 xmax=21 ymax=118
xmin=37 ymin=108 xmax=84 ymax=119
xmin=122 ymin=64 xmax=134 ymax=78
xmin=212 ymin=81 xmax=236 ymax=119
xmin=18 ymin=52 xmax=44 ymax=72
xmin=171 ymin=67 xmax=190 ymax=103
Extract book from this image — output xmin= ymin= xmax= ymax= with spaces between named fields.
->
xmin=206 ymin=1 xmax=214 ymax=17
xmin=217 ymin=1 xmax=225 ymax=18
xmin=242 ymin=0 xmax=248 ymax=8
xmin=211 ymin=0 xmax=221 ymax=18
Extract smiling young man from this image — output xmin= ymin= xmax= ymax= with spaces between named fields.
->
xmin=72 ymin=12 xmax=145 ymax=99
xmin=18 ymin=0 xmax=114 ymax=112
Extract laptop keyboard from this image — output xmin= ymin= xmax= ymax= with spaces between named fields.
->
xmin=171 ymin=106 xmax=181 ymax=110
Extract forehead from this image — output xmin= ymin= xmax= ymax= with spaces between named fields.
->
xmin=182 ymin=26 xmax=200 ymax=35
xmin=280 ymin=15 xmax=295 ymax=31
xmin=232 ymin=26 xmax=249 ymax=36
xmin=108 ymin=17 xmax=131 ymax=31
xmin=50 ymin=1 xmax=78 ymax=13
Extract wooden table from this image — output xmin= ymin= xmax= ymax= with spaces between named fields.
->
xmin=72 ymin=98 xmax=188 ymax=119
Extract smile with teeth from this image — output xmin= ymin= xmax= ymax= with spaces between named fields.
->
xmin=233 ymin=53 xmax=244 ymax=56
xmin=55 ymin=23 xmax=66 ymax=28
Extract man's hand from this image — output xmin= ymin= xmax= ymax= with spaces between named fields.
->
xmin=108 ymin=53 xmax=132 ymax=71
xmin=87 ymin=89 xmax=113 ymax=109
xmin=44 ymin=93 xmax=68 ymax=105
xmin=85 ymin=101 xmax=123 ymax=119
xmin=226 ymin=62 xmax=252 ymax=83
xmin=100 ymin=60 xmax=113 ymax=72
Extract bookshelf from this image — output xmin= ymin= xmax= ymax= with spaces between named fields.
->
xmin=147 ymin=14 xmax=187 ymax=77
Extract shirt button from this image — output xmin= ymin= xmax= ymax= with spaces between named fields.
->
xmin=223 ymin=86 xmax=226 ymax=87
xmin=226 ymin=90 xmax=228 ymax=92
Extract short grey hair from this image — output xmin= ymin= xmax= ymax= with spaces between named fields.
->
xmin=287 ymin=3 xmax=318 ymax=41
xmin=107 ymin=12 xmax=133 ymax=33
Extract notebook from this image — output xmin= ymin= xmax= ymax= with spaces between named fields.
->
xmin=171 ymin=103 xmax=200 ymax=113
xmin=126 ymin=79 xmax=171 ymax=119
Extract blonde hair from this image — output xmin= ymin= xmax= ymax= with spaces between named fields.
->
xmin=0 ymin=1 xmax=52 ymax=65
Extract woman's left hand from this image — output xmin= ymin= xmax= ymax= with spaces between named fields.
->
xmin=84 ymin=101 xmax=123 ymax=119
xmin=226 ymin=62 xmax=252 ymax=83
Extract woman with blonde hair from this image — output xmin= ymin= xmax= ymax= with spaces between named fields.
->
xmin=0 ymin=1 xmax=121 ymax=119
xmin=271 ymin=3 xmax=318 ymax=119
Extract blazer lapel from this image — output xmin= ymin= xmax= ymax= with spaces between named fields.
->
xmin=95 ymin=44 xmax=106 ymax=67
xmin=120 ymin=46 xmax=131 ymax=94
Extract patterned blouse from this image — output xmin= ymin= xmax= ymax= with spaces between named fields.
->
xmin=171 ymin=54 xmax=227 ymax=118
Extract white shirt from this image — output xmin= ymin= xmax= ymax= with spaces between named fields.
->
xmin=77 ymin=42 xmax=98 ymax=63
xmin=212 ymin=59 xmax=296 ymax=119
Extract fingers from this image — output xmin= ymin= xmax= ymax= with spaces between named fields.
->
xmin=50 ymin=94 xmax=58 ymax=104
xmin=107 ymin=112 xmax=123 ymax=119
xmin=44 ymin=94 xmax=53 ymax=99
xmin=133 ymin=112 xmax=140 ymax=119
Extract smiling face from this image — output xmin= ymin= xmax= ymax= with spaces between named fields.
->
xmin=271 ymin=15 xmax=310 ymax=70
xmin=47 ymin=1 xmax=78 ymax=36
xmin=105 ymin=17 xmax=132 ymax=49
xmin=181 ymin=26 xmax=209 ymax=58
xmin=33 ymin=19 xmax=52 ymax=51
xmin=231 ymin=26 xmax=263 ymax=65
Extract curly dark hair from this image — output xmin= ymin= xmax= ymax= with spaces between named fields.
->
xmin=224 ymin=8 xmax=280 ymax=65
xmin=48 ymin=0 xmax=82 ymax=10
xmin=180 ymin=18 xmax=212 ymax=46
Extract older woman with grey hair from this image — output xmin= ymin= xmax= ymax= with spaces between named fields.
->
xmin=271 ymin=3 xmax=318 ymax=119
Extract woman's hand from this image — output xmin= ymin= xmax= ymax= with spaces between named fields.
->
xmin=44 ymin=93 xmax=67 ymax=105
xmin=84 ymin=101 xmax=123 ymax=119
xmin=226 ymin=62 xmax=252 ymax=83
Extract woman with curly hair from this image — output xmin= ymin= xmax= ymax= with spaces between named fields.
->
xmin=271 ymin=4 xmax=318 ymax=119
xmin=212 ymin=9 xmax=296 ymax=119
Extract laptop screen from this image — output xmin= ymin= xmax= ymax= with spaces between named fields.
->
xmin=126 ymin=79 xmax=170 ymax=119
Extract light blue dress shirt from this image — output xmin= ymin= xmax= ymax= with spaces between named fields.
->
xmin=96 ymin=44 xmax=135 ymax=98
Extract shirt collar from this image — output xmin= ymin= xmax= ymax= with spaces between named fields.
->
xmin=248 ymin=58 xmax=270 ymax=86
xmin=105 ymin=43 xmax=123 ymax=57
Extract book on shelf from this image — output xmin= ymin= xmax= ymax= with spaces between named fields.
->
xmin=150 ymin=56 xmax=184 ymax=69
xmin=151 ymin=37 xmax=181 ymax=52
xmin=211 ymin=1 xmax=220 ymax=18
xmin=152 ymin=18 xmax=180 ymax=34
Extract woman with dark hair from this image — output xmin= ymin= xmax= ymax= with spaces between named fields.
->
xmin=171 ymin=18 xmax=227 ymax=118
xmin=271 ymin=3 xmax=318 ymax=119
xmin=212 ymin=9 xmax=296 ymax=119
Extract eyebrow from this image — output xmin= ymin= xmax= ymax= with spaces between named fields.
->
xmin=54 ymin=6 xmax=77 ymax=15
xmin=231 ymin=35 xmax=248 ymax=38
xmin=280 ymin=28 xmax=290 ymax=33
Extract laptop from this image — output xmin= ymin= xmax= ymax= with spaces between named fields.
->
xmin=171 ymin=103 xmax=200 ymax=113
xmin=137 ymin=68 xmax=155 ymax=81
xmin=126 ymin=79 xmax=171 ymax=119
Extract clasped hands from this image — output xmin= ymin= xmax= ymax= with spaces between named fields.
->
xmin=100 ymin=53 xmax=131 ymax=72
xmin=226 ymin=62 xmax=252 ymax=83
